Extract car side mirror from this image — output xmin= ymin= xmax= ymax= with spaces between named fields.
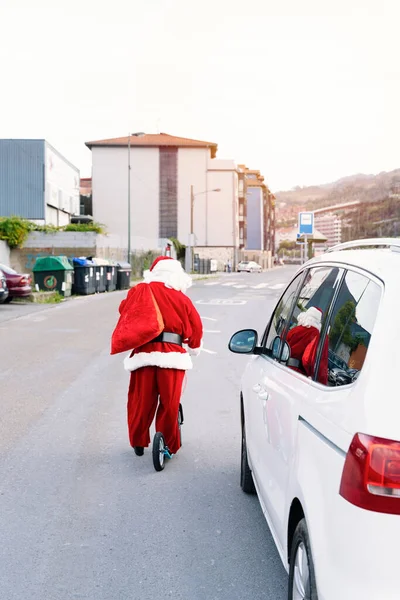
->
xmin=271 ymin=336 xmax=290 ymax=362
xmin=229 ymin=329 xmax=258 ymax=354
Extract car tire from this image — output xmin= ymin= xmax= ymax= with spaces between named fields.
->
xmin=4 ymin=296 xmax=12 ymax=303
xmin=288 ymin=518 xmax=318 ymax=600
xmin=241 ymin=422 xmax=256 ymax=494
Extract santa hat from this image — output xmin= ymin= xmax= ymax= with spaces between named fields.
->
xmin=144 ymin=257 xmax=192 ymax=293
xmin=297 ymin=306 xmax=323 ymax=331
xmin=150 ymin=256 xmax=173 ymax=271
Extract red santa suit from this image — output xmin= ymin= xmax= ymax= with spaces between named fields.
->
xmin=113 ymin=257 xmax=203 ymax=455
xmin=286 ymin=306 xmax=329 ymax=385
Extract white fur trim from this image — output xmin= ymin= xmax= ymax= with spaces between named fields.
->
xmin=187 ymin=339 xmax=203 ymax=356
xmin=143 ymin=259 xmax=192 ymax=293
xmin=124 ymin=351 xmax=193 ymax=372
xmin=297 ymin=306 xmax=322 ymax=331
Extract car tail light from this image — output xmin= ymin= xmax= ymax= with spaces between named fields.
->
xmin=19 ymin=277 xmax=28 ymax=286
xmin=340 ymin=433 xmax=400 ymax=514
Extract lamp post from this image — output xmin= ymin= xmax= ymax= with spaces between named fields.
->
xmin=185 ymin=186 xmax=221 ymax=273
xmin=127 ymin=132 xmax=145 ymax=263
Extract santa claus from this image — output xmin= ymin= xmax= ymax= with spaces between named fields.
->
xmin=111 ymin=256 xmax=203 ymax=456
xmin=286 ymin=306 xmax=329 ymax=385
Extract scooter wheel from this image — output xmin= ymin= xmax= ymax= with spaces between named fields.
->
xmin=153 ymin=432 xmax=166 ymax=472
xmin=178 ymin=403 xmax=184 ymax=446
xmin=178 ymin=403 xmax=184 ymax=425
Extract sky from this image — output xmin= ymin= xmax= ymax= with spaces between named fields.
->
xmin=0 ymin=0 xmax=398 ymax=191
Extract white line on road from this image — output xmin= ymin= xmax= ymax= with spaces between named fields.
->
xmin=221 ymin=282 xmax=239 ymax=287
xmin=204 ymin=330 xmax=221 ymax=333
xmin=233 ymin=284 xmax=247 ymax=289
xmin=204 ymin=282 xmax=220 ymax=286
xmin=201 ymin=316 xmax=217 ymax=321
xmin=202 ymin=348 xmax=217 ymax=354
xmin=269 ymin=283 xmax=286 ymax=290
xmin=196 ymin=299 xmax=247 ymax=305
xmin=251 ymin=283 xmax=269 ymax=289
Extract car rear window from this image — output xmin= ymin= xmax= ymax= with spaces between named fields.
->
xmin=0 ymin=264 xmax=16 ymax=275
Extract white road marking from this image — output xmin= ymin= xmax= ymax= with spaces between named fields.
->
xmin=251 ymin=283 xmax=269 ymax=289
xmin=269 ymin=283 xmax=286 ymax=290
xmin=221 ymin=282 xmax=239 ymax=287
xmin=204 ymin=282 xmax=220 ymax=286
xmin=202 ymin=348 xmax=217 ymax=355
xmin=201 ymin=316 xmax=217 ymax=321
xmin=233 ymin=284 xmax=247 ymax=289
xmin=196 ymin=299 xmax=247 ymax=306
xmin=204 ymin=330 xmax=221 ymax=333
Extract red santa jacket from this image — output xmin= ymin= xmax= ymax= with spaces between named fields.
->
xmin=286 ymin=325 xmax=328 ymax=385
xmin=121 ymin=258 xmax=203 ymax=372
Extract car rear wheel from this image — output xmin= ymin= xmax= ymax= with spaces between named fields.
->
xmin=288 ymin=519 xmax=318 ymax=600
xmin=4 ymin=296 xmax=12 ymax=303
xmin=241 ymin=422 xmax=256 ymax=494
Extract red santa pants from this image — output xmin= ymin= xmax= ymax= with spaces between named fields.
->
xmin=127 ymin=366 xmax=185 ymax=454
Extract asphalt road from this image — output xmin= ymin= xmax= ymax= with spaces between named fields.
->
xmin=0 ymin=266 xmax=297 ymax=600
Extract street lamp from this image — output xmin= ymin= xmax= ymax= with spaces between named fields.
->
xmin=185 ymin=186 xmax=221 ymax=273
xmin=127 ymin=132 xmax=145 ymax=263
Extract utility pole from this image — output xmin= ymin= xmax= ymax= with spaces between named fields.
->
xmin=191 ymin=184 xmax=194 ymax=240
xmin=127 ymin=134 xmax=131 ymax=264
xmin=185 ymin=185 xmax=221 ymax=274
xmin=185 ymin=185 xmax=194 ymax=273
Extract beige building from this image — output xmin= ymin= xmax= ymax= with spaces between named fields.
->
xmin=86 ymin=132 xmax=241 ymax=266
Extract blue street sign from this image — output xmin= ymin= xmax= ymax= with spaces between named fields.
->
xmin=299 ymin=212 xmax=314 ymax=236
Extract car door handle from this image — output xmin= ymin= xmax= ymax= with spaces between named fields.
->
xmin=258 ymin=390 xmax=269 ymax=401
xmin=252 ymin=384 xmax=262 ymax=394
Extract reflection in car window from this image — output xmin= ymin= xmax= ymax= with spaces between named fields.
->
xmin=264 ymin=274 xmax=303 ymax=351
xmin=285 ymin=267 xmax=343 ymax=384
xmin=325 ymin=271 xmax=381 ymax=387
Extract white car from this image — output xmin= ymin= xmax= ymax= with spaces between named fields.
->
xmin=229 ymin=238 xmax=400 ymax=600
xmin=237 ymin=261 xmax=262 ymax=273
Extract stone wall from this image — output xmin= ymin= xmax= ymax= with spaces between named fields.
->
xmin=11 ymin=232 xmax=121 ymax=274
xmin=194 ymin=246 xmax=235 ymax=271
xmin=9 ymin=231 xmax=170 ymax=276
xmin=0 ymin=240 xmax=10 ymax=266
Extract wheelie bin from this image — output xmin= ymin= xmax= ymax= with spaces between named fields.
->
xmin=33 ymin=255 xmax=74 ymax=297
xmin=72 ymin=257 xmax=96 ymax=295
xmin=92 ymin=258 xmax=108 ymax=293
xmin=106 ymin=261 xmax=118 ymax=292
xmin=116 ymin=261 xmax=132 ymax=290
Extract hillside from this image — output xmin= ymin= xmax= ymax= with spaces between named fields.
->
xmin=276 ymin=169 xmax=400 ymax=225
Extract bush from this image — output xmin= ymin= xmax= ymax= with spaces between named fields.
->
xmin=0 ymin=217 xmax=106 ymax=248
xmin=130 ymin=250 xmax=159 ymax=278
xmin=63 ymin=222 xmax=105 ymax=234
xmin=0 ymin=217 xmax=31 ymax=248
xmin=169 ymin=237 xmax=186 ymax=261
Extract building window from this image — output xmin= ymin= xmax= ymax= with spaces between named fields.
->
xmin=159 ymin=147 xmax=178 ymax=238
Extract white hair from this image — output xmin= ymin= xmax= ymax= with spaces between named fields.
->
xmin=143 ymin=259 xmax=193 ymax=293
xmin=297 ymin=306 xmax=322 ymax=331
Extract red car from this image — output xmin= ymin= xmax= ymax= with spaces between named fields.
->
xmin=0 ymin=264 xmax=32 ymax=301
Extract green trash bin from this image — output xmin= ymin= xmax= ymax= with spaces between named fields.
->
xmin=33 ymin=255 xmax=74 ymax=297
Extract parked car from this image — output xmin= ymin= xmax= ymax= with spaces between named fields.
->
xmin=237 ymin=260 xmax=262 ymax=273
xmin=229 ymin=238 xmax=400 ymax=600
xmin=0 ymin=264 xmax=32 ymax=302
xmin=0 ymin=269 xmax=9 ymax=303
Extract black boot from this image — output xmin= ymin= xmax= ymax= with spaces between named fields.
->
xmin=134 ymin=446 xmax=144 ymax=456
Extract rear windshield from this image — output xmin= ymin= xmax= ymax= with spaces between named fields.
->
xmin=0 ymin=264 xmax=17 ymax=275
